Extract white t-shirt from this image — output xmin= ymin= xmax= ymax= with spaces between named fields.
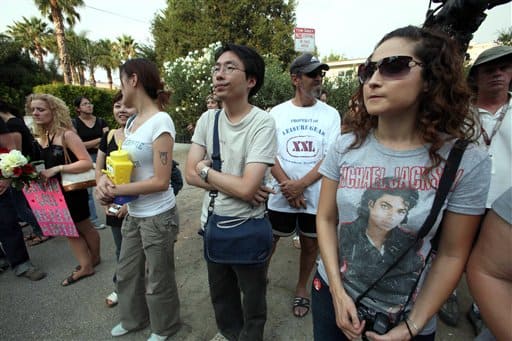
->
xmin=478 ymin=93 xmax=511 ymax=207
xmin=267 ymin=99 xmax=341 ymax=214
xmin=192 ymin=107 xmax=277 ymax=219
xmin=122 ymin=111 xmax=176 ymax=218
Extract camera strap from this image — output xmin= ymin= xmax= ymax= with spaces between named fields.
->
xmin=355 ymin=139 xmax=469 ymax=306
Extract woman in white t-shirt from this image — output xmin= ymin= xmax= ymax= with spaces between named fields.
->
xmin=313 ymin=26 xmax=491 ymax=341
xmin=96 ymin=58 xmax=180 ymax=341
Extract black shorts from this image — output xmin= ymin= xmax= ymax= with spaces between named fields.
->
xmin=267 ymin=210 xmax=317 ymax=238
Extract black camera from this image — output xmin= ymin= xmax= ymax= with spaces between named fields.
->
xmin=357 ymin=304 xmax=391 ymax=337
xmin=423 ymin=0 xmax=511 ymax=55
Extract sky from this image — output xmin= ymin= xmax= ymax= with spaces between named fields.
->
xmin=1 ymin=0 xmax=510 ymax=81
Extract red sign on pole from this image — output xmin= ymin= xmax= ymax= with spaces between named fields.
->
xmin=294 ymin=27 xmax=315 ymax=52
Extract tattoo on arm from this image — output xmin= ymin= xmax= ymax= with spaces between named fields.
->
xmin=159 ymin=151 xmax=169 ymax=165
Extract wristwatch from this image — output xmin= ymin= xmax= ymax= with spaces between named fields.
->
xmin=199 ymin=166 xmax=210 ymax=182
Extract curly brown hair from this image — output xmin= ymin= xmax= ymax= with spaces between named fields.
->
xmin=343 ymin=25 xmax=477 ymax=171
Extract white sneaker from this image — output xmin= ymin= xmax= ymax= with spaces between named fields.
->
xmin=111 ymin=323 xmax=130 ymax=337
xmin=147 ymin=333 xmax=168 ymax=341
xmin=210 ymin=332 xmax=228 ymax=341
xmin=94 ymin=224 xmax=107 ymax=230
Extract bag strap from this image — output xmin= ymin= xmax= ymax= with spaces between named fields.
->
xmin=355 ymin=139 xmax=469 ymax=304
xmin=60 ymin=131 xmax=72 ymax=165
xmin=211 ymin=109 xmax=222 ymax=172
xmin=107 ymin=129 xmax=116 ymax=145
xmin=206 ymin=110 xmax=222 ymax=219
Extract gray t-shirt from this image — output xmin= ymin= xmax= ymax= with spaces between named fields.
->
xmin=318 ymin=132 xmax=491 ymax=333
xmin=192 ymin=107 xmax=277 ymax=218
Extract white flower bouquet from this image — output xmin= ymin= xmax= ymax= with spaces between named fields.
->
xmin=0 ymin=148 xmax=40 ymax=190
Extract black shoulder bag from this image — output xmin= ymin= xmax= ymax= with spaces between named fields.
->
xmin=354 ymin=139 xmax=469 ymax=335
xmin=203 ymin=110 xmax=273 ymax=265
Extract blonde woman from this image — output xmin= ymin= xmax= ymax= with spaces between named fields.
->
xmin=27 ymin=93 xmax=101 ymax=286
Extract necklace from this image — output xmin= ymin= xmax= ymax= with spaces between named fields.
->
xmin=480 ymin=102 xmax=509 ymax=146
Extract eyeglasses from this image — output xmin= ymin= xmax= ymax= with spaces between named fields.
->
xmin=211 ymin=64 xmax=245 ymax=75
xmin=81 ymin=102 xmax=93 ymax=106
xmin=357 ymin=56 xmax=423 ymax=84
xmin=304 ymin=70 xmax=326 ymax=78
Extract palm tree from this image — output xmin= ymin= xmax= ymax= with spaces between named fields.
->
xmin=34 ymin=0 xmax=85 ymax=84
xmin=115 ymin=35 xmax=138 ymax=63
xmin=65 ymin=29 xmax=87 ymax=85
xmin=496 ymin=27 xmax=512 ymax=46
xmin=97 ymin=39 xmax=120 ymax=89
xmin=6 ymin=16 xmax=53 ymax=68
xmin=136 ymin=43 xmax=158 ymax=64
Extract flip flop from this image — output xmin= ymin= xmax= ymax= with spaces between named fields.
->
xmin=28 ymin=235 xmax=51 ymax=246
xmin=61 ymin=272 xmax=95 ymax=286
xmin=292 ymin=296 xmax=310 ymax=318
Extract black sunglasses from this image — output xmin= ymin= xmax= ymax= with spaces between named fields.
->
xmin=357 ymin=56 xmax=423 ymax=84
xmin=304 ymin=69 xmax=326 ymax=78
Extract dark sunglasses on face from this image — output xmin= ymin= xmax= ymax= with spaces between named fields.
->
xmin=357 ymin=55 xmax=423 ymax=84
xmin=304 ymin=70 xmax=326 ymax=78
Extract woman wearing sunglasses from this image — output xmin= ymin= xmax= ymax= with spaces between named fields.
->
xmin=313 ymin=26 xmax=491 ymax=340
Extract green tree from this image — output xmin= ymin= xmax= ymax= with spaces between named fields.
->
xmin=65 ymin=30 xmax=87 ymax=85
xmin=136 ymin=43 xmax=158 ymax=64
xmin=162 ymin=42 xmax=220 ymax=140
xmin=6 ymin=16 xmax=53 ymax=68
xmin=252 ymin=54 xmax=293 ymax=109
xmin=34 ymin=0 xmax=85 ymax=84
xmin=322 ymin=75 xmax=359 ymax=117
xmin=152 ymin=0 xmax=296 ymax=67
xmin=0 ymin=34 xmax=53 ymax=111
xmin=495 ymin=27 xmax=512 ymax=46
xmin=323 ymin=52 xmax=346 ymax=62
xmin=97 ymin=39 xmax=120 ymax=89
xmin=115 ymin=34 xmax=138 ymax=63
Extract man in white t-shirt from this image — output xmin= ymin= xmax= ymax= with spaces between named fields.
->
xmin=439 ymin=46 xmax=512 ymax=338
xmin=267 ymin=53 xmax=340 ymax=318
xmin=186 ymin=43 xmax=276 ymax=341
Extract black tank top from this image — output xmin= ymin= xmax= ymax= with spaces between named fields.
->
xmin=74 ymin=117 xmax=107 ymax=154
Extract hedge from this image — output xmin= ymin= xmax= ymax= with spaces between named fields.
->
xmin=32 ymin=84 xmax=118 ymax=128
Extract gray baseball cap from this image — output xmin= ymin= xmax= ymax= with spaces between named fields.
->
xmin=290 ymin=53 xmax=329 ymax=74
xmin=470 ymin=45 xmax=512 ymax=72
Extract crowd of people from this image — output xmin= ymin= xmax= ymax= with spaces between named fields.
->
xmin=0 ymin=24 xmax=510 ymax=341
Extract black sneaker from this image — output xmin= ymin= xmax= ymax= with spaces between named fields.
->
xmin=439 ymin=293 xmax=459 ymax=327
xmin=467 ymin=305 xmax=484 ymax=336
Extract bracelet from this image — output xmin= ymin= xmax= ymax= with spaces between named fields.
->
xmin=406 ymin=317 xmax=420 ymax=335
xmin=404 ymin=319 xmax=414 ymax=339
xmin=60 ymin=165 xmax=64 ymax=173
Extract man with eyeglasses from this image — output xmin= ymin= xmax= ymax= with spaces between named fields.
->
xmin=266 ymin=53 xmax=341 ymax=318
xmin=186 ymin=43 xmax=276 ymax=341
